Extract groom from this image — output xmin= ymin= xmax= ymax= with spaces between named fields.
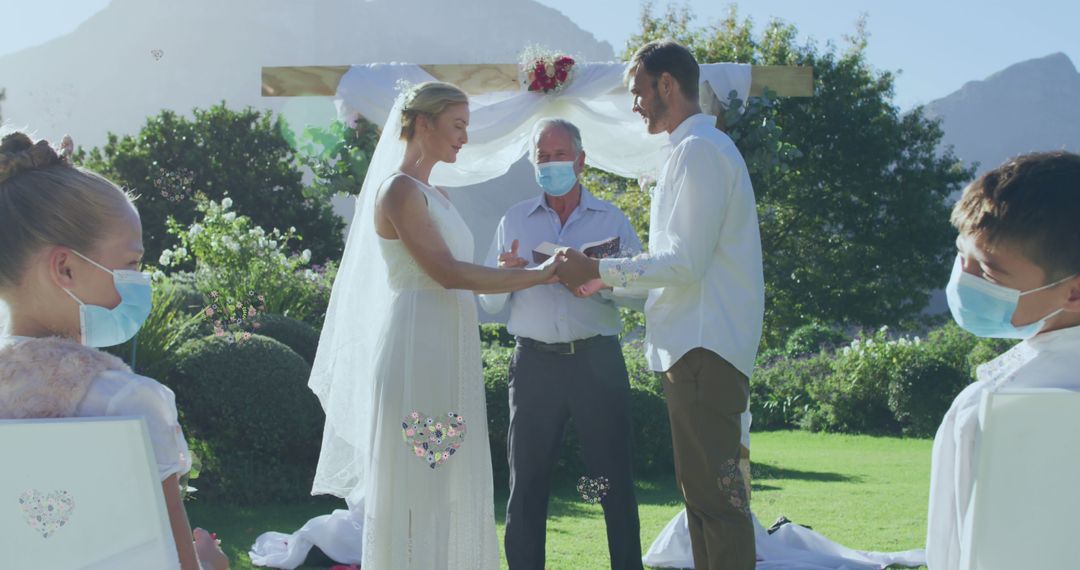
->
xmin=557 ymin=39 xmax=764 ymax=569
xmin=479 ymin=118 xmax=645 ymax=570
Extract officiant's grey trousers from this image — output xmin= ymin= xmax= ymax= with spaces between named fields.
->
xmin=663 ymin=348 xmax=755 ymax=570
xmin=504 ymin=335 xmax=643 ymax=570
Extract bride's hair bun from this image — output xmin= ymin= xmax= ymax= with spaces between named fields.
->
xmin=399 ymin=82 xmax=468 ymax=141
xmin=0 ymin=132 xmax=66 ymax=184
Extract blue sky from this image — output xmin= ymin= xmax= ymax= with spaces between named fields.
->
xmin=3 ymin=0 xmax=1077 ymax=110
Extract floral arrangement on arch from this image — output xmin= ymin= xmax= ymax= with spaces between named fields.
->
xmin=518 ymin=45 xmax=577 ymax=94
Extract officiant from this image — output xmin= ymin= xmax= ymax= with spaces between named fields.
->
xmin=478 ymin=118 xmax=646 ymax=570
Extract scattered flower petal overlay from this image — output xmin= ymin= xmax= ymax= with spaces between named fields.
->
xmin=576 ymin=475 xmax=610 ymax=504
xmin=152 ymin=166 xmax=196 ymax=204
xmin=18 ymin=489 xmax=75 ymax=538
xmin=401 ymin=411 xmax=467 ymax=470
xmin=205 ymin=290 xmax=266 ymax=344
xmin=518 ymin=45 xmax=577 ymax=94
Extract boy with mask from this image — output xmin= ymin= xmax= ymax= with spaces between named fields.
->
xmin=927 ymin=151 xmax=1080 ymax=568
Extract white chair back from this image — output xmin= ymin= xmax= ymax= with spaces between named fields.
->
xmin=0 ymin=416 xmax=179 ymax=569
xmin=963 ymin=388 xmax=1080 ymax=569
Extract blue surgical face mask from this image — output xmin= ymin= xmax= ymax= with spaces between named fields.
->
xmin=62 ymin=250 xmax=153 ymax=348
xmin=535 ymin=160 xmax=578 ymax=197
xmin=945 ymin=255 xmax=1073 ymax=339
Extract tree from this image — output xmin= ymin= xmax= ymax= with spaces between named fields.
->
xmin=76 ymin=104 xmax=346 ymax=268
xmin=606 ymin=4 xmax=973 ymax=347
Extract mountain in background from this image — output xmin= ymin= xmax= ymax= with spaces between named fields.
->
xmin=924 ymin=52 xmax=1080 ymax=176
xmin=0 ymin=0 xmax=615 ymax=148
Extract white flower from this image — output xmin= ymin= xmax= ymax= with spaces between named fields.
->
xmin=300 ymin=249 xmax=312 ymax=263
xmin=175 ymin=247 xmax=187 ymax=258
xmin=914 ymin=336 xmax=922 ymax=344
xmin=151 ymin=270 xmax=166 ymax=281
xmin=159 ymin=250 xmax=174 ymax=266
xmin=188 ymin=223 xmax=204 ymax=238
xmin=223 ymin=212 xmax=236 ymax=222
xmin=289 ymin=226 xmax=297 ymax=233
xmin=221 ymin=197 xmax=233 ymax=209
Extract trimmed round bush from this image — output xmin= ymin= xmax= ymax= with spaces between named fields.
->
xmin=250 ymin=313 xmax=320 ymax=365
xmin=169 ymin=334 xmax=322 ymax=503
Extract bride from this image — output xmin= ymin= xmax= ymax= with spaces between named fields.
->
xmin=307 ymin=81 xmax=559 ymax=569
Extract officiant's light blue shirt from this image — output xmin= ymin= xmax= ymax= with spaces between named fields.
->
xmin=478 ymin=188 xmax=644 ymax=344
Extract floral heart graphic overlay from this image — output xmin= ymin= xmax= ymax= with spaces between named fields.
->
xmin=576 ymin=476 xmax=610 ymax=504
xmin=18 ymin=489 xmax=75 ymax=538
xmin=150 ymin=49 xmax=164 ymax=60
xmin=402 ymin=411 xmax=466 ymax=469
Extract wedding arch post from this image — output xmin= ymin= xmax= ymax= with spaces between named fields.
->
xmin=261 ymin=60 xmax=814 ymax=501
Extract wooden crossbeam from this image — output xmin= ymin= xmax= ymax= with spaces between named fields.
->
xmin=261 ymin=64 xmax=813 ymax=98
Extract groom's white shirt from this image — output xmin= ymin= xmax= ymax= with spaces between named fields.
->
xmin=599 ymin=113 xmax=764 ymax=376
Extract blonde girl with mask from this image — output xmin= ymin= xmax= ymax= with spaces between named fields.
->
xmin=0 ymin=132 xmax=229 ymax=570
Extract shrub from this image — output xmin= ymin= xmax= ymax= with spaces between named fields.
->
xmin=750 ymin=354 xmax=831 ymax=430
xmin=784 ymin=322 xmax=851 ymax=357
xmin=886 ymin=351 xmax=971 ymax=437
xmin=480 ymin=323 xmax=514 ymax=348
xmin=803 ymin=331 xmax=908 ymax=434
xmin=160 ymin=196 xmax=336 ymax=326
xmin=249 ymin=314 xmax=321 ymax=366
xmin=75 ymin=104 xmax=345 ymax=267
xmin=169 ymin=334 xmax=322 ymax=503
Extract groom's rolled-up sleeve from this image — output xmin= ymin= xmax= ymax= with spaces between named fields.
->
xmin=599 ymin=140 xmax=729 ymax=291
xmin=477 ymin=217 xmax=511 ymax=314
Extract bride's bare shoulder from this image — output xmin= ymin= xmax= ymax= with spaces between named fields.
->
xmin=378 ymin=174 xmax=426 ymax=210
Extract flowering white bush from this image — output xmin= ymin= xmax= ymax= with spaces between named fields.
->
xmin=159 ymin=196 xmax=335 ymax=324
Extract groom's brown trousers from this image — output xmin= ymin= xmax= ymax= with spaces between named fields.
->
xmin=662 ymin=347 xmax=755 ymax=570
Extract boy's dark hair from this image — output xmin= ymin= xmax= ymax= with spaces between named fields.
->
xmin=951 ymin=151 xmax=1080 ymax=281
xmin=627 ymin=39 xmax=700 ymax=101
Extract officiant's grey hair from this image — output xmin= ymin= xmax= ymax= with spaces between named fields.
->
xmin=531 ymin=118 xmax=583 ymax=162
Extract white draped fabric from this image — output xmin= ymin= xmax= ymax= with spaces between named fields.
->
xmin=644 ymin=511 xmax=926 ymax=569
xmin=334 ymin=62 xmax=752 ymax=185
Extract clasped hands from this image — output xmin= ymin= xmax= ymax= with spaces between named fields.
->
xmin=499 ymin=239 xmax=609 ymax=297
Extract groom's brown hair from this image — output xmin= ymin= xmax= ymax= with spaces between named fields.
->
xmin=627 ymin=39 xmax=700 ymax=101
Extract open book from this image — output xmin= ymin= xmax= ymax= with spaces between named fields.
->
xmin=532 ymin=236 xmax=621 ymax=264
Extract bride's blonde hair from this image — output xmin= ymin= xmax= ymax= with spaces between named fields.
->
xmin=399 ymin=81 xmax=468 ymax=141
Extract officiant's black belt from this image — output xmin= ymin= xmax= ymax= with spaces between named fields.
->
xmin=515 ymin=335 xmax=616 ymax=356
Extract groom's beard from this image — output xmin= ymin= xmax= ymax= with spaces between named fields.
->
xmin=648 ymin=97 xmax=670 ymax=134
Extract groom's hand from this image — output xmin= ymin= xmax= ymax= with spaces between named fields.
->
xmin=555 ymin=247 xmax=601 ymax=289
xmin=498 ymin=239 xmax=528 ymax=269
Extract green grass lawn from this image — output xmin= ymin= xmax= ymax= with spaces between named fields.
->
xmin=188 ymin=431 xmax=932 ymax=569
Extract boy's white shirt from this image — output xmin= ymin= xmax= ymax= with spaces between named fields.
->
xmin=926 ymin=324 xmax=1080 ymax=568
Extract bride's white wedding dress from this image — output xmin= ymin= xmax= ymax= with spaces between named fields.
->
xmin=360 ymin=174 xmax=499 ymax=569
xmin=250 ymin=173 xmax=499 ymax=570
